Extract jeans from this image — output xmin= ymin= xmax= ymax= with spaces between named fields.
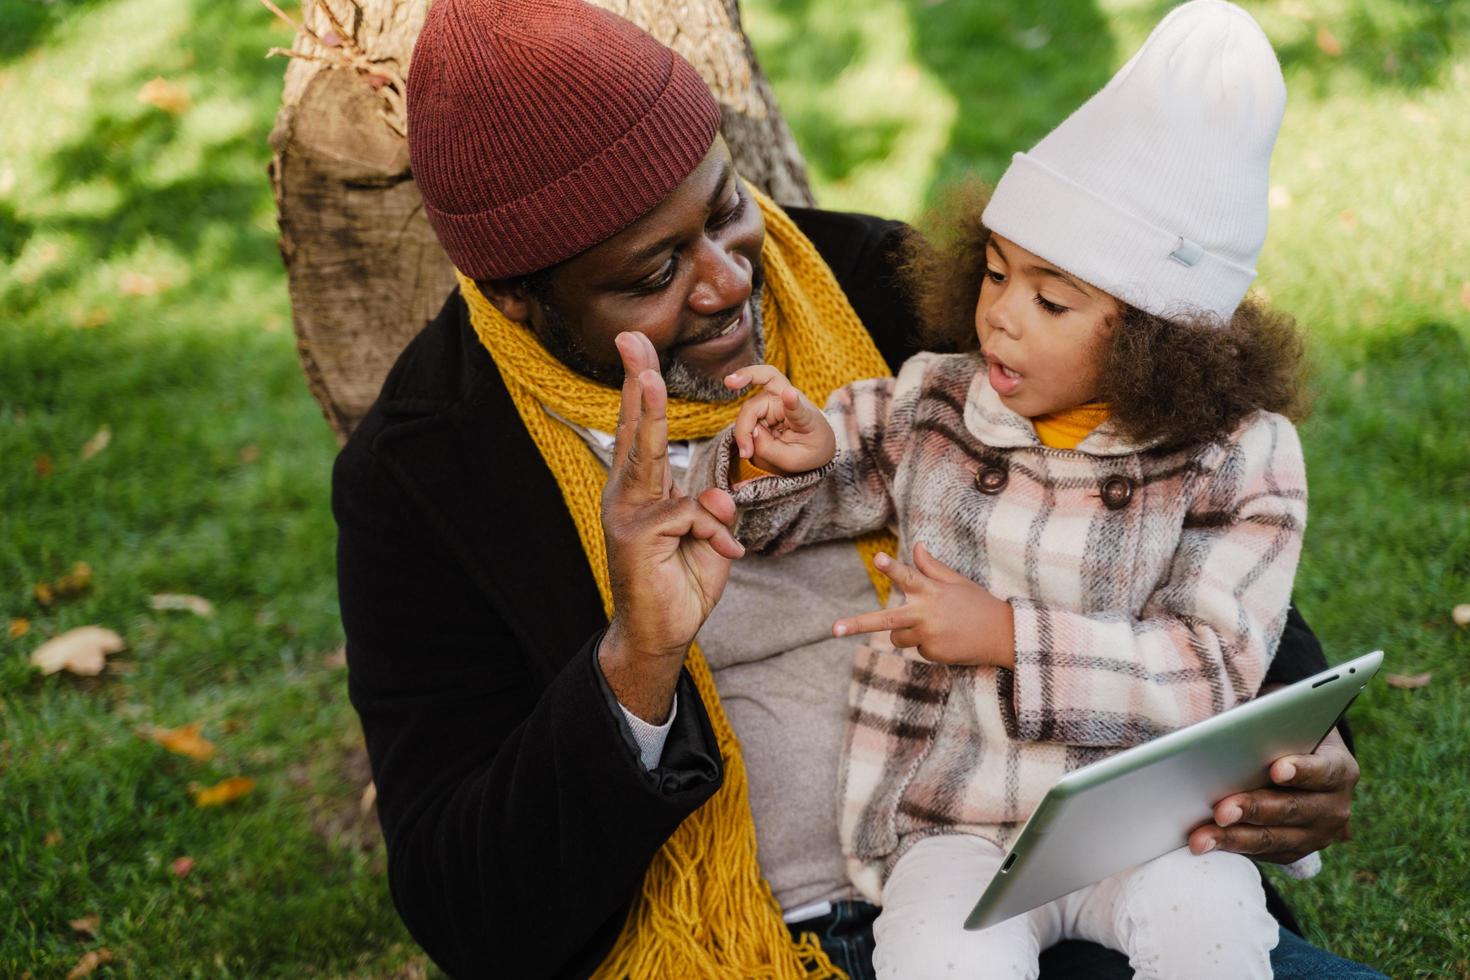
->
xmin=789 ymin=899 xmax=1388 ymax=979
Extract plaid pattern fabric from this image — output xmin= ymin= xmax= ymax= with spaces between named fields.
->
xmin=714 ymin=353 xmax=1307 ymax=902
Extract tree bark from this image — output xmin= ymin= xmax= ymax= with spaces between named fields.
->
xmin=268 ymin=0 xmax=812 ymax=441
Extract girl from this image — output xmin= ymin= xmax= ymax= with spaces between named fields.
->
xmin=707 ymin=2 xmax=1310 ymax=976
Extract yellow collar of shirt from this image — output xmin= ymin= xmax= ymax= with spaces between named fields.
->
xmin=1033 ymin=402 xmax=1111 ymax=450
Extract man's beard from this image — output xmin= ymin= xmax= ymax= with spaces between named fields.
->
xmin=534 ymin=274 xmax=767 ymax=403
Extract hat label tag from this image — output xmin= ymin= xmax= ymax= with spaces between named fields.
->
xmin=1169 ymin=237 xmax=1205 ymax=267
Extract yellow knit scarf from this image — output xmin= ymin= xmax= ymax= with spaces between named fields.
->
xmin=459 ymin=185 xmax=897 ymax=979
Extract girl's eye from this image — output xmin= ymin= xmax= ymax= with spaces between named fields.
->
xmin=1035 ymin=294 xmax=1069 ymax=316
xmin=985 ymin=268 xmax=1006 ymax=284
xmin=708 ymin=190 xmax=746 ymax=231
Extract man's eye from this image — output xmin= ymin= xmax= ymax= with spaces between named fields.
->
xmin=1035 ymin=294 xmax=1069 ymax=315
xmin=633 ymin=257 xmax=678 ymax=294
xmin=708 ymin=190 xmax=746 ymax=231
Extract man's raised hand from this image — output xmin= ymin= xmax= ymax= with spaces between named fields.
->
xmin=599 ymin=331 xmax=743 ymax=721
xmin=724 ymin=365 xmax=836 ymax=476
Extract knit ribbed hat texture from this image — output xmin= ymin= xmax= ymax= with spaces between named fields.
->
xmin=983 ymin=0 xmax=1286 ymax=324
xmin=407 ymin=0 xmax=722 ymax=279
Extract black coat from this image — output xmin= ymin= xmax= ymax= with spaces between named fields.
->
xmin=333 ymin=207 xmax=1330 ymax=978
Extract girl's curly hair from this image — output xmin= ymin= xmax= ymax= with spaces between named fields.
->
xmin=899 ymin=179 xmax=1310 ymax=450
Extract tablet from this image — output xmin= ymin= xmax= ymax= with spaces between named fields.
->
xmin=964 ymin=650 xmax=1383 ymax=931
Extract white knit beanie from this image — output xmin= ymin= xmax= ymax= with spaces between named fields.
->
xmin=981 ymin=0 xmax=1285 ymax=324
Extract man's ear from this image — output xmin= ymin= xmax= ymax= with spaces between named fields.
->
xmin=477 ymin=278 xmax=535 ymax=323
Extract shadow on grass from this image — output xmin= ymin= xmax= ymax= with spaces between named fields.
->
xmin=6 ymin=0 xmax=290 ymax=315
xmin=0 ymin=0 xmax=111 ymax=67
xmin=903 ymin=0 xmax=1117 ymax=197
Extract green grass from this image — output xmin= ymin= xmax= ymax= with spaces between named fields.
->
xmin=2 ymin=0 xmax=1467 ymax=975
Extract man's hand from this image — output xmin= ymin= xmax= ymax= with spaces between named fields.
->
xmin=723 ymin=365 xmax=836 ymax=476
xmin=831 ymin=543 xmax=1015 ymax=668
xmin=1188 ymin=726 xmax=1358 ymax=864
xmin=599 ymin=331 xmax=745 ymax=722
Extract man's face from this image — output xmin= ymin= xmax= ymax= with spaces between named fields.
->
xmin=485 ymin=138 xmax=766 ymax=401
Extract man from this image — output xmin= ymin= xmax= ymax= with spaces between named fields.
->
xmin=333 ymin=1 xmax=1370 ymax=976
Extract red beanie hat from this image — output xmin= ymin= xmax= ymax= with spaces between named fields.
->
xmin=407 ymin=0 xmax=722 ymax=279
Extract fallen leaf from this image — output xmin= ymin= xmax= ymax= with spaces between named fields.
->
xmin=170 ymin=855 xmax=195 ymax=877
xmin=1452 ymin=604 xmax=1470 ymax=627
xmin=237 ymin=444 xmax=261 ymax=464
xmin=68 ymin=915 xmax=100 ymax=938
xmin=30 ymin=626 xmax=126 ymax=676
xmin=1385 ymin=671 xmax=1432 ymax=690
xmin=54 ymin=561 xmax=93 ymax=597
xmin=137 ymin=76 xmax=190 ymax=114
xmin=118 ymin=271 xmax=167 ymax=296
xmin=44 ymin=829 xmax=63 ymax=847
xmin=80 ymin=426 xmax=111 ymax=460
xmin=1338 ymin=209 xmax=1359 ymax=231
xmin=150 ymin=593 xmax=216 ymax=617
xmin=8 ymin=618 xmax=28 ymax=639
xmin=1353 ymin=869 xmax=1379 ymax=884
xmin=193 ymin=776 xmax=256 ymax=807
xmin=1316 ymin=25 xmax=1343 ymax=58
xmin=34 ymin=454 xmax=54 ymax=477
xmin=34 ymin=582 xmax=56 ymax=606
xmin=143 ymin=722 xmax=216 ymax=761
xmin=66 ymin=948 xmax=114 ymax=979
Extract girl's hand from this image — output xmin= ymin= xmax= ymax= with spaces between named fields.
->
xmin=833 ymin=542 xmax=1015 ymax=667
xmin=724 ymin=365 xmax=836 ymax=476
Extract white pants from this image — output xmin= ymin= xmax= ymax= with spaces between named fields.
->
xmin=872 ymin=835 xmax=1278 ymax=980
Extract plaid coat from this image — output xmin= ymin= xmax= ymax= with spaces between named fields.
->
xmin=712 ymin=352 xmax=1307 ymax=901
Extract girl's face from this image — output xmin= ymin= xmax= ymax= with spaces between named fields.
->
xmin=975 ymin=234 xmax=1118 ymax=418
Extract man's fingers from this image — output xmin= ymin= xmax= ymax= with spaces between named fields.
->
xmin=1213 ymin=789 xmax=1314 ymax=828
xmin=668 ymin=496 xmax=744 ymax=560
xmin=697 ymin=486 xmax=737 ymax=526
xmin=1189 ymin=822 xmax=1316 ymax=861
xmin=1270 ymin=734 xmax=1358 ymax=792
xmin=621 ymin=367 xmax=669 ymax=500
xmin=834 ymin=606 xmax=914 ymax=638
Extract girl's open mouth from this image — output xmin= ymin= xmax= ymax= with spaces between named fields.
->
xmin=988 ymin=356 xmax=1022 ymax=397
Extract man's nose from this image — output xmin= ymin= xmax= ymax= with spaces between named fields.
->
xmin=687 ymin=238 xmax=751 ymax=315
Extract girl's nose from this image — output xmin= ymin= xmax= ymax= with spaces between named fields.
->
xmin=687 ymin=238 xmax=752 ymax=315
xmin=984 ymin=287 xmax=1023 ymax=338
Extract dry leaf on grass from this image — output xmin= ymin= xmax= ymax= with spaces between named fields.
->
xmin=8 ymin=618 xmax=28 ymax=639
xmin=137 ymin=76 xmax=190 ymax=114
xmin=1316 ymin=25 xmax=1343 ymax=57
xmin=1452 ymin=604 xmax=1470 ymax=627
xmin=237 ymin=444 xmax=261 ymax=464
xmin=30 ymin=626 xmax=126 ymax=676
xmin=66 ymin=948 xmax=114 ymax=979
xmin=1385 ymin=672 xmax=1433 ymax=690
xmin=170 ymin=855 xmax=196 ymax=877
xmin=44 ymin=829 xmax=63 ymax=847
xmin=193 ymin=776 xmax=256 ymax=807
xmin=68 ymin=915 xmax=100 ymax=938
xmin=80 ymin=427 xmax=111 ymax=460
xmin=118 ymin=271 xmax=168 ymax=296
xmin=55 ymin=562 xmax=93 ymax=596
xmin=34 ymin=454 xmax=54 ymax=477
xmin=150 ymin=593 xmax=215 ymax=617
xmin=142 ymin=722 xmax=216 ymax=761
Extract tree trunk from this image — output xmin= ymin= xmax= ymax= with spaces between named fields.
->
xmin=268 ymin=0 xmax=812 ymax=441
